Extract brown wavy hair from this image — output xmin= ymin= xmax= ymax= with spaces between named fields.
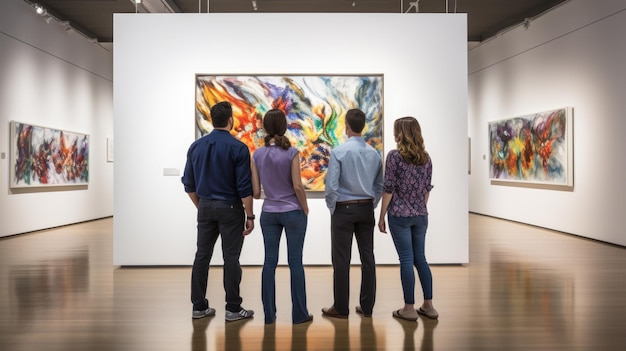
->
xmin=394 ymin=116 xmax=429 ymax=165
xmin=263 ymin=109 xmax=291 ymax=150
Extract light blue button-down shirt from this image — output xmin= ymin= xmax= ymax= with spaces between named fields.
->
xmin=325 ymin=136 xmax=383 ymax=214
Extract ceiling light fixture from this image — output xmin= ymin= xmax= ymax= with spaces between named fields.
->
xmin=25 ymin=0 xmax=102 ymax=47
xmin=128 ymin=0 xmax=141 ymax=13
xmin=34 ymin=3 xmax=47 ymax=16
xmin=251 ymin=0 xmax=257 ymax=11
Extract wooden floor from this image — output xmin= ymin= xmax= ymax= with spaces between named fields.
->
xmin=1 ymin=214 xmax=625 ymax=350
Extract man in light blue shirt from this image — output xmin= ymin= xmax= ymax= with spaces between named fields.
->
xmin=322 ymin=108 xmax=383 ymax=318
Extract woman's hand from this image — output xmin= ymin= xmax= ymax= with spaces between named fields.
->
xmin=378 ymin=217 xmax=387 ymax=233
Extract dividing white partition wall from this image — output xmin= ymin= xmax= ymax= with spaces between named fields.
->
xmin=114 ymin=13 xmax=468 ymax=265
xmin=468 ymin=0 xmax=626 ymax=246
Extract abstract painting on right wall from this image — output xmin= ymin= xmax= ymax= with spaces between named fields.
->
xmin=489 ymin=107 xmax=573 ymax=189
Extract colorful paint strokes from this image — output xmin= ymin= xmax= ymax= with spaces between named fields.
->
xmin=489 ymin=107 xmax=573 ymax=187
xmin=195 ymin=75 xmax=384 ymax=191
xmin=10 ymin=121 xmax=89 ymax=188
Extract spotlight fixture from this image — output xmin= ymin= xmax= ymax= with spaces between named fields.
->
xmin=34 ymin=3 xmax=47 ymax=16
xmin=251 ymin=0 xmax=257 ymax=11
xmin=26 ymin=0 xmax=100 ymax=45
xmin=129 ymin=0 xmax=141 ymax=13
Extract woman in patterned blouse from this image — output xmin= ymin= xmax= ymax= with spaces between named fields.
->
xmin=378 ymin=116 xmax=438 ymax=321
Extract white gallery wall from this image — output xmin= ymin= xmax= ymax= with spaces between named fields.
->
xmin=468 ymin=0 xmax=626 ymax=246
xmin=114 ymin=13 xmax=469 ymax=265
xmin=0 ymin=0 xmax=114 ymax=238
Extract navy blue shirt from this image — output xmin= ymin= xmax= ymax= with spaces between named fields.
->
xmin=181 ymin=129 xmax=252 ymax=204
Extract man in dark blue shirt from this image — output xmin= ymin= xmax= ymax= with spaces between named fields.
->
xmin=182 ymin=101 xmax=256 ymax=322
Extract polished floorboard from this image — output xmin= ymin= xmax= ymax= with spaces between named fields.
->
xmin=1 ymin=214 xmax=625 ymax=350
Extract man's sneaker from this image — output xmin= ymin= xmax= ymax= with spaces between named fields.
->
xmin=192 ymin=307 xmax=216 ymax=319
xmin=225 ymin=308 xmax=254 ymax=322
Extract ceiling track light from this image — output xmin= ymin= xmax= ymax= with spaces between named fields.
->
xmin=523 ymin=18 xmax=531 ymax=30
xmin=251 ymin=1 xmax=257 ymax=11
xmin=24 ymin=0 xmax=102 ymax=46
xmin=34 ymin=3 xmax=47 ymax=16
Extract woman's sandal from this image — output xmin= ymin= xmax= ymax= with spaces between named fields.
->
xmin=417 ymin=307 xmax=439 ymax=319
xmin=393 ymin=309 xmax=418 ymax=321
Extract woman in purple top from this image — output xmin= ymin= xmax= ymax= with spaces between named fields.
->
xmin=378 ymin=116 xmax=439 ymax=322
xmin=251 ymin=109 xmax=312 ymax=324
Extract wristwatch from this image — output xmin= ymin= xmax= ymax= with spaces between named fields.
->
xmin=246 ymin=215 xmax=255 ymax=220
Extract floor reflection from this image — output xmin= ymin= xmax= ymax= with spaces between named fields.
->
xmin=394 ymin=316 xmax=438 ymax=351
xmin=261 ymin=324 xmax=277 ymax=351
xmin=322 ymin=316 xmax=350 ymax=350
xmin=191 ymin=317 xmax=212 ymax=351
xmin=222 ymin=318 xmax=253 ymax=350
xmin=10 ymin=249 xmax=89 ymax=320
xmin=489 ymin=250 xmax=575 ymax=343
xmin=2 ymin=216 xmax=626 ymax=350
xmin=291 ymin=321 xmax=312 ymax=350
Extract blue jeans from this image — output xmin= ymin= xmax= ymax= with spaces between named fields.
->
xmin=388 ymin=215 xmax=433 ymax=303
xmin=260 ymin=210 xmax=309 ymax=324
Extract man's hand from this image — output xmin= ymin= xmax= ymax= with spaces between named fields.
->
xmin=242 ymin=219 xmax=254 ymax=236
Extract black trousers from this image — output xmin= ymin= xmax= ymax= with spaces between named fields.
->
xmin=191 ymin=199 xmax=245 ymax=312
xmin=330 ymin=202 xmax=376 ymax=316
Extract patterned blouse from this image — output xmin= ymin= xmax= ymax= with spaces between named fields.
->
xmin=383 ymin=150 xmax=433 ymax=217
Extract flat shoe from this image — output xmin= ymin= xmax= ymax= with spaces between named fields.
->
xmin=355 ymin=306 xmax=372 ymax=317
xmin=294 ymin=314 xmax=314 ymax=324
xmin=417 ymin=307 xmax=439 ymax=319
xmin=322 ymin=306 xmax=348 ymax=319
xmin=393 ymin=309 xmax=418 ymax=321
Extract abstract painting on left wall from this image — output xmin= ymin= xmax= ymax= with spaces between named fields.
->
xmin=10 ymin=121 xmax=89 ymax=188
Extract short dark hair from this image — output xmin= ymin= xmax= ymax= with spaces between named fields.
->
xmin=210 ymin=101 xmax=232 ymax=128
xmin=345 ymin=108 xmax=366 ymax=134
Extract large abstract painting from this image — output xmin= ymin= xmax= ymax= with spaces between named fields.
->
xmin=489 ymin=107 xmax=573 ymax=188
xmin=195 ymin=74 xmax=384 ymax=191
xmin=10 ymin=121 xmax=89 ymax=188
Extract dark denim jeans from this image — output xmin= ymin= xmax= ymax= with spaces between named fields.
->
xmin=191 ymin=199 xmax=245 ymax=312
xmin=387 ymin=215 xmax=433 ymax=303
xmin=260 ymin=210 xmax=309 ymax=324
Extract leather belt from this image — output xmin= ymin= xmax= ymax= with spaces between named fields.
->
xmin=336 ymin=199 xmax=373 ymax=205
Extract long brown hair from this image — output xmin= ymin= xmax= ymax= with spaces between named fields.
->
xmin=394 ymin=116 xmax=429 ymax=165
xmin=263 ymin=109 xmax=291 ymax=150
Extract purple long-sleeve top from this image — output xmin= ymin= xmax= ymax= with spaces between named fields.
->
xmin=383 ymin=150 xmax=433 ymax=217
